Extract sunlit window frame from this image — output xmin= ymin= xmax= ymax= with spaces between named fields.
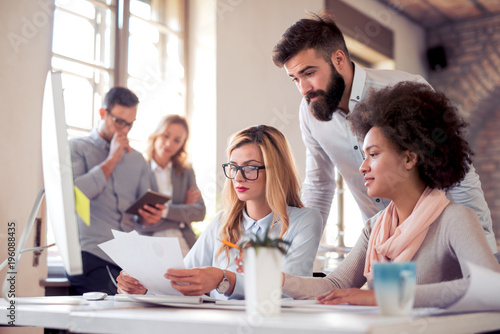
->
xmin=50 ymin=0 xmax=187 ymax=137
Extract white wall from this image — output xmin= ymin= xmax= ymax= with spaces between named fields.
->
xmin=188 ymin=0 xmax=218 ymax=217
xmin=0 ymin=0 xmax=53 ymax=332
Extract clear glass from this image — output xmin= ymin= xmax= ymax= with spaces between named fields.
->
xmin=100 ymin=7 xmax=113 ymax=68
xmin=51 ymin=56 xmax=94 ymax=79
xmin=61 ymin=73 xmax=94 ymax=130
xmin=343 ymin=184 xmax=364 ymax=246
xmin=52 ymin=9 xmax=96 ymax=64
xmin=127 ymin=34 xmax=160 ymax=78
xmin=55 ymin=0 xmax=95 ymax=19
xmin=130 ymin=0 xmax=152 ymax=20
xmin=129 ymin=16 xmax=159 ymax=43
xmin=164 ymin=0 xmax=182 ymax=33
xmin=165 ymin=34 xmax=185 ymax=79
xmin=323 ymin=179 xmax=364 ymax=248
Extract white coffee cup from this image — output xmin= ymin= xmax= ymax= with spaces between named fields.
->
xmin=373 ymin=262 xmax=416 ymax=316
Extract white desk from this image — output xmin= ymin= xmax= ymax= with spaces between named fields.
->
xmin=1 ymin=296 xmax=500 ymax=334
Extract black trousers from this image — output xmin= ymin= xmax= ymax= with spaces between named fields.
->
xmin=67 ymin=251 xmax=122 ymax=295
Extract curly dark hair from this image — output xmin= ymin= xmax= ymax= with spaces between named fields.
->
xmin=272 ymin=13 xmax=350 ymax=68
xmin=348 ymin=81 xmax=472 ymax=190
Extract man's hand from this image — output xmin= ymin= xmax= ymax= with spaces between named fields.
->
xmin=100 ymin=133 xmax=131 ymax=179
xmin=139 ymin=203 xmax=167 ymax=225
xmin=164 ymin=267 xmax=234 ymax=296
xmin=317 ymin=288 xmax=376 ymax=306
xmin=116 ymin=271 xmax=147 ymax=295
xmin=110 ymin=132 xmax=131 ymax=158
xmin=184 ymin=186 xmax=201 ymax=205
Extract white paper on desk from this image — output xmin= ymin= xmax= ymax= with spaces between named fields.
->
xmin=446 ymin=261 xmax=500 ymax=313
xmin=98 ymin=230 xmax=185 ymax=295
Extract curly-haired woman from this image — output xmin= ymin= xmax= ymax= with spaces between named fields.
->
xmin=281 ymin=81 xmax=500 ymax=308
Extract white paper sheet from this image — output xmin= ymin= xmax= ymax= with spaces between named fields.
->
xmin=98 ymin=230 xmax=185 ymax=295
xmin=445 ymin=261 xmax=500 ymax=313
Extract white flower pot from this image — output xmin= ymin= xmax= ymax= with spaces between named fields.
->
xmin=244 ymin=247 xmax=283 ymax=317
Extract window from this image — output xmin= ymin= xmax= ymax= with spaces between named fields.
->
xmin=126 ymin=0 xmax=186 ymax=152
xmin=51 ymin=0 xmax=113 ymax=138
xmin=50 ymin=0 xmax=186 ymax=150
xmin=48 ymin=0 xmax=186 ymax=271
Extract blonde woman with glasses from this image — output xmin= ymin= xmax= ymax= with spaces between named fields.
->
xmin=117 ymin=125 xmax=322 ymax=299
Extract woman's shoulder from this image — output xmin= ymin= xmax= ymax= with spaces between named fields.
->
xmin=199 ymin=211 xmax=225 ymax=235
xmin=209 ymin=210 xmax=225 ymax=223
xmin=287 ymin=205 xmax=320 ymax=215
xmin=441 ymin=202 xmax=479 ymax=221
xmin=441 ymin=201 xmax=476 ymax=215
xmin=286 ymin=206 xmax=322 ymax=224
xmin=438 ymin=202 xmax=479 ymax=226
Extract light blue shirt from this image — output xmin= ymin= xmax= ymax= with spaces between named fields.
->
xmin=300 ymin=64 xmax=496 ymax=252
xmin=184 ymin=205 xmax=322 ymax=299
xmin=70 ymin=129 xmax=151 ymax=263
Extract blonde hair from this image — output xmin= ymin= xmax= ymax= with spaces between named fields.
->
xmin=217 ymin=125 xmax=303 ymax=261
xmin=144 ymin=114 xmax=189 ymax=174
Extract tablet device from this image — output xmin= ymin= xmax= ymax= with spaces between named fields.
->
xmin=125 ymin=190 xmax=171 ymax=215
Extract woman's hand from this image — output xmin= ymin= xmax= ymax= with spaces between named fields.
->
xmin=317 ymin=288 xmax=376 ymax=306
xmin=235 ymin=251 xmax=244 ymax=273
xmin=138 ymin=203 xmax=167 ymax=225
xmin=164 ymin=267 xmax=233 ymax=296
xmin=184 ymin=186 xmax=201 ymax=205
xmin=116 ymin=271 xmax=147 ymax=295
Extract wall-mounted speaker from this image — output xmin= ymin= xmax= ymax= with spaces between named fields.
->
xmin=427 ymin=46 xmax=447 ymax=71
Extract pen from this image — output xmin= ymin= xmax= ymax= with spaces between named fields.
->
xmin=220 ymin=239 xmax=241 ymax=250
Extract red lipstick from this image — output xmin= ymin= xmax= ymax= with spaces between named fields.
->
xmin=236 ymin=186 xmax=249 ymax=193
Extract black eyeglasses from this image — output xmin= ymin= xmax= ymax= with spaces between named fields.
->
xmin=222 ymin=163 xmax=265 ymax=181
xmin=106 ymin=109 xmax=134 ymax=128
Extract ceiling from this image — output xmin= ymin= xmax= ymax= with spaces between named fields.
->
xmin=376 ymin=0 xmax=500 ymax=29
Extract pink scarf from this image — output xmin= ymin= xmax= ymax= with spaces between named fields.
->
xmin=364 ymin=187 xmax=450 ymax=281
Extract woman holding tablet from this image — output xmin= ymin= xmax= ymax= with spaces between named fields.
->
xmin=139 ymin=115 xmax=205 ymax=257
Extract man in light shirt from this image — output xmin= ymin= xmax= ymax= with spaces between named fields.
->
xmin=68 ymin=87 xmax=166 ymax=294
xmin=272 ymin=14 xmax=496 ymax=253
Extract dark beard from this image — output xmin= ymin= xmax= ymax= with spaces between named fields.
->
xmin=306 ymin=64 xmax=345 ymax=122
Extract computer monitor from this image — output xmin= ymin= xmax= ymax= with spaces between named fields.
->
xmin=41 ymin=71 xmax=83 ymax=276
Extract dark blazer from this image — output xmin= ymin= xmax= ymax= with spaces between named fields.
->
xmin=140 ymin=164 xmax=206 ymax=248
